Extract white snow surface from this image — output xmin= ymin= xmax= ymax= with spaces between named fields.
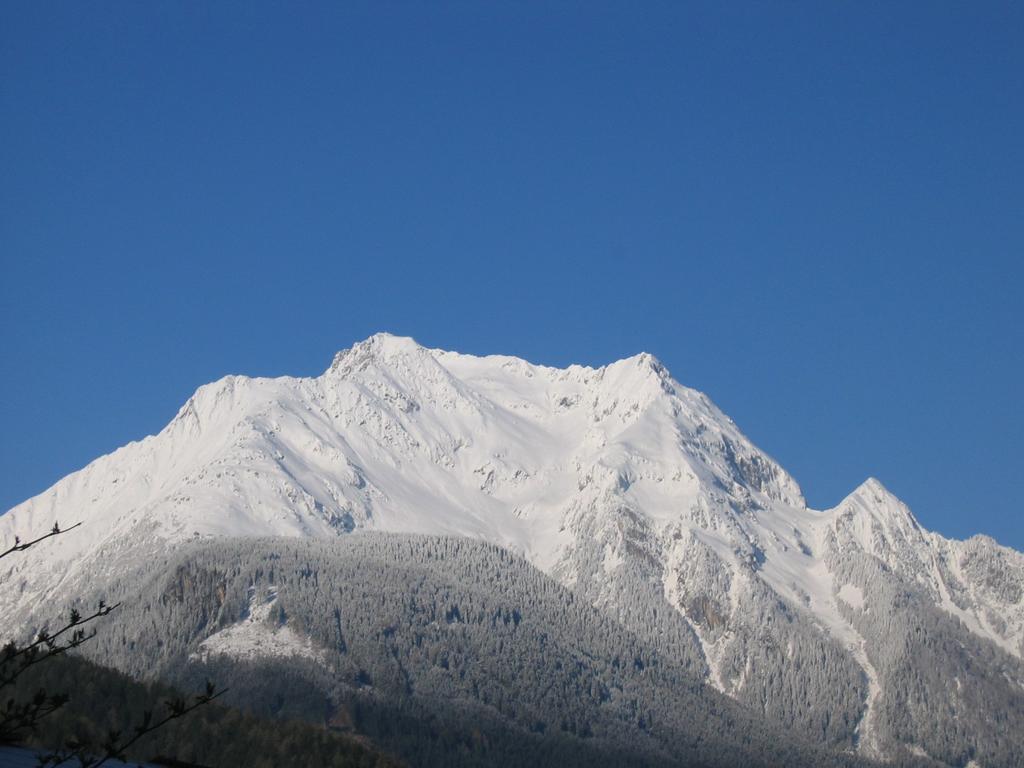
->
xmin=193 ymin=586 xmax=327 ymax=665
xmin=2 ymin=332 xmax=1022 ymax=722
xmin=0 ymin=333 xmax=798 ymax=604
xmin=838 ymin=583 xmax=866 ymax=611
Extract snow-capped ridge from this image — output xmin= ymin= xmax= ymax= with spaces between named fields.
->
xmin=3 ymin=332 xmax=1023 ymax=766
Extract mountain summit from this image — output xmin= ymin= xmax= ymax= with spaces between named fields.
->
xmin=3 ymin=334 xmax=1022 ymax=764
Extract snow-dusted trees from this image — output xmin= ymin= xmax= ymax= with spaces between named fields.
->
xmin=827 ymin=546 xmax=1024 ymax=767
xmin=66 ymin=533 xmax=926 ymax=768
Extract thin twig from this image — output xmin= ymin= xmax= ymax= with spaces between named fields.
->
xmin=0 ymin=522 xmax=82 ymax=560
xmin=1 ymin=603 xmax=122 ymax=689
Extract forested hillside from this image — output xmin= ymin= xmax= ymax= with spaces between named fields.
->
xmin=61 ymin=534 xmax=936 ymax=768
xmin=15 ymin=653 xmax=400 ymax=768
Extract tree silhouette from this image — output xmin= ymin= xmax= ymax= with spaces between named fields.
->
xmin=0 ymin=521 xmax=224 ymax=766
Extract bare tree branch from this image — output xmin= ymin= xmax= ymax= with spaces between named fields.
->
xmin=3 ymin=521 xmax=223 ymax=765
xmin=2 ymin=602 xmax=122 ymax=690
xmin=0 ymin=522 xmax=82 ymax=560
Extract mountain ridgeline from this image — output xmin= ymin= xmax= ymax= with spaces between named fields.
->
xmin=2 ymin=333 xmax=1022 ymax=766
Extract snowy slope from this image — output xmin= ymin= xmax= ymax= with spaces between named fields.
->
xmin=2 ymin=333 xmax=1022 ymax=761
xmin=0 ymin=333 xmax=804 ymax=610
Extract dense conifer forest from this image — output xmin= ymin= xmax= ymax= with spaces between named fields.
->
xmin=15 ymin=654 xmax=400 ymax=767
xmin=52 ymin=533 xmax=946 ymax=768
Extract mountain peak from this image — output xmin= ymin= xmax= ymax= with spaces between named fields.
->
xmin=619 ymin=350 xmax=667 ymax=375
xmin=349 ymin=331 xmax=426 ymax=357
xmin=327 ymin=333 xmax=429 ymax=374
xmin=830 ymin=476 xmax=924 ymax=551
xmin=853 ymin=476 xmax=891 ymax=500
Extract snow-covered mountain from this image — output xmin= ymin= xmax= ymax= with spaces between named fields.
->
xmin=3 ymin=333 xmax=1022 ymax=764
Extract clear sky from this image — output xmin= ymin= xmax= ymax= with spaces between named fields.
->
xmin=2 ymin=3 xmax=1021 ymax=550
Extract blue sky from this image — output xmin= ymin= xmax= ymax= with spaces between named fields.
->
xmin=2 ymin=2 xmax=1021 ymax=549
